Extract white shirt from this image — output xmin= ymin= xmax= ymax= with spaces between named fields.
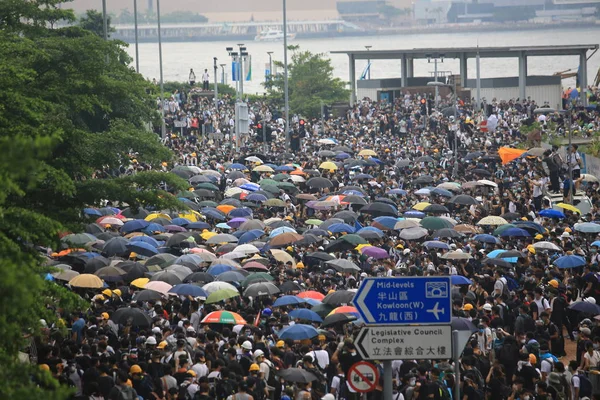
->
xmin=191 ymin=362 xmax=209 ymax=378
xmin=584 ymin=350 xmax=600 ymax=368
xmin=307 ymin=349 xmax=329 ymax=370
xmin=202 ymin=72 xmax=210 ymax=81
xmin=568 ymin=152 xmax=581 ymax=170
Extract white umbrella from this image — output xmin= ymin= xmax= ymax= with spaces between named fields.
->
xmin=441 ymin=250 xmax=472 ymax=260
xmin=394 ymin=219 xmax=421 ymax=229
xmin=145 ymin=281 xmax=172 ymax=295
xmin=206 ymin=234 xmax=239 ymax=244
xmin=201 ymin=170 xmax=222 ymax=177
xmin=225 ymin=187 xmax=246 ymax=197
xmin=317 ymin=139 xmax=336 ymax=145
xmin=399 ymin=227 xmax=428 ymax=240
xmin=234 ymin=244 xmax=260 ymax=255
xmin=164 ymin=265 xmax=193 ymax=280
xmin=202 ymin=281 xmax=238 ymax=294
xmin=532 ymin=241 xmax=562 ymax=251
xmin=212 ymin=258 xmax=241 ymax=268
xmin=582 ymin=174 xmax=599 ymax=183
xmin=245 ymin=156 xmax=263 ymax=163
xmin=477 ymin=179 xmax=498 ymax=188
xmin=221 ymin=251 xmax=247 ymax=260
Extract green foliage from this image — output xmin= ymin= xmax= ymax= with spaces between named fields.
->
xmin=264 ymin=46 xmax=350 ymax=119
xmin=78 ymin=9 xmax=115 ymax=37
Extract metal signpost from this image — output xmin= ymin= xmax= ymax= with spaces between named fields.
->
xmin=353 ymin=276 xmax=453 ymax=400
xmin=348 ymin=361 xmax=379 ymax=393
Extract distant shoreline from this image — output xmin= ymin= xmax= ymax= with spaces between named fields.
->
xmin=114 ymin=21 xmax=600 ymax=43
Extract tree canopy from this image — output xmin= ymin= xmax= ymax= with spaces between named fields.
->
xmin=264 ymin=45 xmax=350 ymax=119
xmin=0 ymin=1 xmax=186 ymax=397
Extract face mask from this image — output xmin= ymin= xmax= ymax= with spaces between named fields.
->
xmin=409 ymin=378 xmax=416 ymax=386
xmin=594 ymin=344 xmax=599 ymax=350
xmin=520 ymin=339 xmax=526 ymax=344
xmin=523 ymin=396 xmax=530 ymax=400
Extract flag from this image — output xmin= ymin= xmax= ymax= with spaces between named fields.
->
xmin=265 ymin=63 xmax=271 ymax=82
xmin=245 ymin=55 xmax=252 ymax=81
xmin=231 ymin=61 xmax=239 ymax=82
xmin=359 ymin=62 xmax=371 ymax=80
xmin=253 ymin=310 xmax=261 ymax=326
xmin=498 ymin=147 xmax=527 ymax=165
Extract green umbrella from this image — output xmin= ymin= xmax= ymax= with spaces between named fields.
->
xmin=305 ymin=219 xmax=323 ymax=226
xmin=277 ymin=182 xmax=297 ymax=190
xmin=61 ymin=233 xmax=97 ymax=248
xmin=273 ymin=173 xmax=291 ymax=182
xmin=310 ymin=303 xmax=335 ymax=318
xmin=341 ymin=234 xmax=368 ymax=246
xmin=205 ymin=288 xmax=240 ymax=304
xmin=420 ymin=216 xmax=454 ymax=230
xmin=198 ymin=200 xmax=218 ymax=207
xmin=242 ymin=272 xmax=275 ymax=287
xmin=494 ymin=224 xmax=517 ymax=236
xmin=261 ymin=185 xmax=280 ymax=194
xmin=259 ymin=179 xmax=278 ymax=187
xmin=264 ymin=198 xmax=286 ymax=207
xmin=196 ymin=182 xmax=220 ymax=191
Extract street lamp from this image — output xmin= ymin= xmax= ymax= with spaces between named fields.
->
xmin=156 ymin=0 xmax=166 ymax=139
xmin=220 ymin=64 xmax=226 ymax=84
xmin=133 ymin=0 xmax=139 ymax=72
xmin=365 ymin=45 xmax=372 ymax=80
xmin=428 ymin=79 xmax=458 ymax=178
xmin=213 ymin=57 xmax=218 ymax=110
xmin=427 ymin=54 xmax=444 ymax=109
xmin=238 ymin=44 xmax=246 ymax=100
xmin=267 ymin=51 xmax=274 ymax=81
xmin=534 ymin=107 xmax=574 ymax=204
xmin=283 ymin=0 xmax=290 ymax=149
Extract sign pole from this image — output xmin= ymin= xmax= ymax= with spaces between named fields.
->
xmin=383 ymin=360 xmax=392 ymax=400
xmin=453 ymin=330 xmax=460 ymax=400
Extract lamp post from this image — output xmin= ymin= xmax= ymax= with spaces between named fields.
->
xmin=237 ymin=43 xmax=246 ymax=100
xmin=213 ymin=57 xmax=218 ymax=111
xmin=219 ymin=64 xmax=226 ymax=84
xmin=157 ymin=0 xmax=166 ymax=139
xmin=365 ymin=45 xmax=372 ymax=80
xmin=102 ymin=0 xmax=108 ymax=41
xmin=428 ymin=78 xmax=458 ymax=178
xmin=226 ymin=47 xmax=238 ymax=101
xmin=133 ymin=0 xmax=139 ymax=72
xmin=427 ymin=54 xmax=444 ymax=110
xmin=267 ymin=51 xmax=273 ymax=81
xmin=534 ymin=108 xmax=573 ymax=204
xmin=283 ymin=0 xmax=290 ymax=149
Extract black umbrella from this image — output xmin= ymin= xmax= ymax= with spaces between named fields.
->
xmin=85 ymin=223 xmax=104 ymax=235
xmin=304 ymin=252 xmax=336 ymax=267
xmin=322 ymin=290 xmax=355 ymax=306
xmin=321 ymin=313 xmax=358 ymax=328
xmin=171 ymin=168 xmax=195 ymax=179
xmin=243 ymin=282 xmax=281 ymax=297
xmin=325 ymin=259 xmax=361 ymax=273
xmin=133 ymin=289 xmax=163 ymax=302
xmin=360 ymin=202 xmax=398 ymax=217
xmin=111 ymin=307 xmax=153 ymax=327
xmin=149 ymin=271 xmax=182 ymax=285
xmin=95 ymin=266 xmax=127 ymax=282
xmin=184 ymin=271 xmax=215 ymax=283
xmin=83 ymin=256 xmax=110 ymax=274
xmin=117 ymin=261 xmax=148 ymax=282
xmin=323 ymin=239 xmax=356 ymax=253
xmin=413 ymin=174 xmax=435 ymax=184
xmin=146 ymin=253 xmax=177 ymax=269
xmin=472 ymin=169 xmax=492 ymax=177
xmin=333 ymin=210 xmax=359 ymax=223
xmin=570 ymin=301 xmax=600 ymax=315
xmin=464 ymin=152 xmax=483 ymax=161
xmin=374 ymin=197 xmax=397 ymax=207
xmin=311 ymin=303 xmax=335 ymax=317
xmin=339 ymin=185 xmax=367 ymax=194
xmin=395 ymin=159 xmax=411 ymax=168
xmin=501 ymin=212 xmax=521 ymax=221
xmin=96 ymin=232 xmax=119 ymax=241
xmin=320 ymin=218 xmax=345 ymax=231
xmin=120 ymin=207 xmax=150 ymax=219
xmin=434 ymin=228 xmax=462 ymax=239
xmin=343 ymin=195 xmax=368 ymax=205
xmin=277 ymin=368 xmax=318 ymax=383
xmin=494 ymin=250 xmax=525 ymax=258
xmin=307 ymin=177 xmax=333 ymax=189
xmin=166 ymin=232 xmax=196 ymax=248
xmin=451 ymin=317 xmax=478 ymax=333
xmin=358 ymin=230 xmax=383 ymax=240
xmin=279 ymin=281 xmax=303 ymax=292
xmin=482 ymin=258 xmax=512 ymax=268
xmin=149 ymin=217 xmax=171 ymax=226
xmin=220 ymin=198 xmax=243 ymax=207
xmin=333 ymin=145 xmax=353 ymax=153
xmin=294 ymin=234 xmax=320 ymax=247
xmin=449 ymin=195 xmax=479 ymax=206
xmin=424 ymin=204 xmax=450 ymax=214
xmin=102 ymin=237 xmax=130 ymax=257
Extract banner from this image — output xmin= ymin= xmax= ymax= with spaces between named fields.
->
xmin=245 ymin=55 xmax=252 ymax=81
xmin=265 ymin=63 xmax=271 ymax=82
xmin=360 ymin=62 xmax=371 ymax=80
xmin=231 ymin=61 xmax=239 ymax=82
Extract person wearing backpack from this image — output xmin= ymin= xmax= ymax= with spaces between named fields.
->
xmin=301 ymin=354 xmax=327 ymax=400
xmin=548 ymin=372 xmax=567 ymax=400
xmin=515 ymin=305 xmax=536 ymax=336
xmin=569 ymin=361 xmax=593 ymax=400
xmin=329 ymin=363 xmax=348 ymax=400
xmin=539 ymin=343 xmax=559 ymax=382
xmin=107 ymin=370 xmax=138 ymax=400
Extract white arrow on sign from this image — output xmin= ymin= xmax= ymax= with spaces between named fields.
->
xmin=353 ymin=279 xmax=375 ymax=323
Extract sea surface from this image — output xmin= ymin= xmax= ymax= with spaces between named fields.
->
xmin=125 ymin=27 xmax=600 ymax=94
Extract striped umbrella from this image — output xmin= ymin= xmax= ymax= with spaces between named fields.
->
xmin=201 ymin=310 xmax=246 ymax=325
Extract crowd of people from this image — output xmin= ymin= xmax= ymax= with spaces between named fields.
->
xmin=34 ymin=80 xmax=600 ymax=400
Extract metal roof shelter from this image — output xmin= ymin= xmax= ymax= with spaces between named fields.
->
xmin=332 ymin=44 xmax=598 ymax=106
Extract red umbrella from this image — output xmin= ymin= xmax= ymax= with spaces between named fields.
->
xmin=297 ymin=291 xmax=325 ymax=301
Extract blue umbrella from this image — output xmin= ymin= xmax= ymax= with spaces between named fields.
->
xmin=387 ymin=188 xmax=408 ymax=196
xmin=591 ymin=241 xmax=600 ymax=247
xmin=240 ymin=183 xmax=260 ymax=191
xmin=229 ymin=163 xmax=247 ymax=170
xmin=238 ymin=229 xmax=265 ymax=244
xmin=451 ymin=275 xmax=472 ymax=285
xmin=513 ymin=221 xmax=545 ymax=234
xmin=288 ymin=309 xmax=323 ymax=323
xmin=473 ymin=234 xmax=500 ymax=244
xmin=216 ymin=223 xmax=232 ymax=230
xmin=342 ymin=190 xmax=365 ymax=196
xmin=554 ymin=255 xmax=586 ymax=269
xmin=304 ymin=298 xmax=322 ymax=307
xmin=403 ymin=210 xmax=426 ymax=219
xmin=575 ymin=223 xmax=600 ymax=234
xmin=270 ymin=226 xmax=297 ymax=237
xmin=121 ymin=219 xmax=150 ymax=234
xmin=229 ymin=207 xmax=253 ymax=218
xmin=328 ymin=223 xmax=355 ymax=234
xmin=171 ymin=218 xmax=192 ymax=227
xmin=130 ymin=236 xmax=162 ymax=248
xmin=539 ymin=209 xmax=565 ymax=219
xmin=187 ymin=221 xmax=211 ymax=230
xmin=247 ymin=193 xmax=268 ymax=202
xmin=335 ymin=152 xmax=350 ymax=160
xmin=143 ymin=223 xmax=166 ymax=234
xmin=83 ymin=208 xmax=102 ymax=217
xmin=169 ymin=284 xmax=208 ymax=297
xmin=486 ymin=249 xmax=518 ymax=263
xmin=431 ymin=188 xmax=453 ymax=197
xmin=273 ymin=295 xmax=305 ymax=307
xmin=570 ymin=300 xmax=600 ymax=315
xmin=175 ymin=254 xmax=206 ymax=267
xmin=372 ymin=216 xmax=399 ymax=230
xmin=424 ymin=241 xmax=450 ymax=250
xmin=201 ymin=207 xmax=226 ymax=221
xmin=278 ymin=324 xmax=319 ymax=340
xmin=499 ymin=228 xmax=531 ymax=238
xmin=207 ymin=264 xmax=237 ymax=276
xmin=126 ymin=242 xmax=159 ymax=257
xmin=357 ymin=226 xmax=384 ymax=236
xmin=369 ymin=157 xmax=383 ymax=165
xmin=276 ymin=165 xmax=295 ymax=172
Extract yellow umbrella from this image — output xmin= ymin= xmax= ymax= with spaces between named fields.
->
xmin=131 ymin=277 xmax=150 ymax=289
xmin=319 ymin=161 xmax=338 ymax=170
xmin=179 ymin=211 xmax=202 ymax=222
xmin=253 ymin=165 xmax=274 ymax=173
xmin=145 ymin=213 xmax=171 ymax=222
xmin=69 ymin=274 xmax=104 ymax=289
xmin=358 ymin=149 xmax=377 ymax=157
xmin=477 ymin=216 xmax=509 ymax=226
xmin=201 ymin=231 xmax=218 ymax=240
xmin=556 ymin=203 xmax=581 ymax=213
xmin=412 ymin=202 xmax=432 ymax=211
xmin=355 ymin=244 xmax=371 ymax=252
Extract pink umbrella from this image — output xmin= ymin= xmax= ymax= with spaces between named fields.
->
xmin=144 ymin=281 xmax=173 ymax=295
xmin=243 ymin=261 xmax=269 ymax=271
xmin=361 ymin=246 xmax=389 ymax=259
xmin=227 ymin=217 xmax=248 ymax=229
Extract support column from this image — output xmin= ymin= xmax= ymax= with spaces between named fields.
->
xmin=518 ymin=52 xmax=527 ymax=102
xmin=406 ymin=57 xmax=414 ymax=78
xmin=401 ymin=55 xmax=408 ymax=88
xmin=580 ymin=51 xmax=588 ymax=106
xmin=349 ymin=54 xmax=356 ymax=105
xmin=459 ymin=53 xmax=468 ymax=87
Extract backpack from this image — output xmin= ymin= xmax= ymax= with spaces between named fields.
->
xmin=334 ymin=375 xmax=348 ymax=400
xmin=178 ymin=382 xmax=192 ymax=400
xmin=261 ymin=360 xmax=279 ymax=389
xmin=216 ymin=378 xmax=235 ymax=400
xmin=433 ymin=380 xmax=452 ymax=400
xmin=117 ymin=386 xmax=137 ymax=400
xmin=575 ymin=374 xmax=592 ymax=398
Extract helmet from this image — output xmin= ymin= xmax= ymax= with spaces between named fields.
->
xmin=250 ymin=363 xmax=260 ymax=372
xmin=242 ymin=340 xmax=253 ymax=350
xmin=145 ymin=337 xmax=157 ymax=346
xmin=113 ymin=289 xmax=122 ymax=297
xmin=262 ymin=308 xmax=272 ymax=317
xmin=130 ymin=365 xmax=142 ymax=374
xmin=102 ymin=289 xmax=112 ymax=297
xmin=254 ymin=349 xmax=265 ymax=359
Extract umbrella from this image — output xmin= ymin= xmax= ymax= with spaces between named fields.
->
xmin=325 ymin=259 xmax=361 ymax=273
xmin=150 ymin=271 xmax=182 ymax=285
xmin=451 ymin=317 xmax=478 ymax=333
xmin=539 ymin=209 xmax=565 ymax=219
xmin=322 ymin=290 xmax=355 ymax=306
xmin=69 ymin=274 xmax=104 ymax=288
xmin=424 ymin=241 xmax=450 ymax=250
xmin=144 ymin=281 xmax=172 ymax=295
xmin=532 ymin=241 xmax=562 ymax=251
xmin=269 ymin=232 xmax=303 ymax=247
xmin=477 ymin=216 xmax=509 ymax=226
xmin=126 ymin=241 xmax=159 ymax=257
xmin=501 ymin=213 xmax=521 ymax=221
xmin=394 ymin=219 xmax=421 ymax=230
xmin=53 ymin=270 xmax=80 ymax=282
xmin=184 ymin=271 xmax=215 ymax=283
xmin=288 ymin=309 xmax=323 ymax=323
xmin=111 ymin=308 xmax=152 ymax=327
xmin=145 ymin=253 xmax=177 ymax=269
xmin=243 ymin=282 xmax=280 ymax=297
xmin=94 ymin=266 xmax=127 ymax=282
xmin=102 ymin=237 xmax=130 ymax=257
xmin=133 ymin=289 xmax=163 ymax=301
xmin=434 ymin=228 xmax=462 ymax=239
xmin=399 ymin=227 xmax=428 ymax=240
xmin=202 ymin=310 xmax=247 ymax=324
xmin=556 ymin=203 xmax=581 ymax=214
xmin=448 ymin=195 xmax=479 ymax=206
xmin=424 ymin=204 xmax=450 ymax=214
xmin=205 ymin=288 xmax=240 ymax=303
xmin=206 ymin=234 xmax=239 ymax=244
xmin=357 ymin=227 xmax=384 ymax=239
xmin=131 ymin=277 xmax=150 ymax=288
xmin=499 ymin=228 xmax=531 ymax=238
xmin=297 ymin=291 xmax=326 ymax=301
xmin=202 ymin=281 xmax=238 ymax=294
xmin=280 ymin=281 xmax=304 ymax=293
xmin=277 ymin=368 xmax=318 ymax=383
xmin=554 ymin=255 xmax=586 ymax=269
xmin=321 ymin=313 xmax=358 ymax=327
xmin=360 ymin=246 xmax=389 ymax=259
xmin=450 ymin=275 xmax=473 ymax=285
xmin=420 ymin=217 xmax=453 ymax=230
xmin=61 ymin=233 xmax=97 ymax=248
xmin=278 ymin=324 xmax=319 ymax=340
xmin=216 ymin=270 xmax=248 ymax=283
xmin=570 ymin=301 xmax=600 ymax=315
xmin=360 ymin=202 xmax=398 ymax=217
xmin=574 ymin=223 xmax=600 ymax=234
xmin=328 ymin=223 xmax=355 ymax=234
xmin=169 ymin=284 xmax=208 ymax=298
xmin=482 ymin=258 xmax=512 ymax=268
xmin=273 ymin=295 xmax=305 ymax=307
xmin=307 ymin=177 xmax=333 ymax=189
xmin=455 ymin=224 xmax=480 ymax=234
xmin=164 ymin=265 xmax=194 ymax=280
xmin=270 ymin=249 xmax=296 ymax=267
xmin=473 ymin=234 xmax=500 ymax=244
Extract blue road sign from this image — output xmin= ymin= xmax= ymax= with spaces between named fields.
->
xmin=353 ymin=277 xmax=452 ymax=325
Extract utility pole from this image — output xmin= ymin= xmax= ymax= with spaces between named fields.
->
xmin=102 ymin=0 xmax=108 ymax=41
xmin=220 ymin=64 xmax=226 ymax=84
xmin=157 ymin=0 xmax=166 ymax=139
xmin=267 ymin=51 xmax=273 ymax=82
xmin=476 ymin=45 xmax=481 ymax=112
xmin=283 ymin=0 xmax=290 ymax=149
xmin=213 ymin=57 xmax=218 ymax=111
xmin=238 ymin=44 xmax=246 ymax=100
xmin=133 ymin=0 xmax=139 ymax=73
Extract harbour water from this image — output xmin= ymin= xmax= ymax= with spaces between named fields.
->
xmin=126 ymin=27 xmax=600 ymax=95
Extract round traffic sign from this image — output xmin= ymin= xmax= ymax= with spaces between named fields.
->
xmin=348 ymin=361 xmax=379 ymax=393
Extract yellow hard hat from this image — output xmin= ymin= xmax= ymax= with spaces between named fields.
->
xmin=250 ymin=363 xmax=260 ymax=372
xmin=130 ymin=365 xmax=142 ymax=374
xmin=296 ymin=262 xmax=304 ymax=269
xmin=276 ymin=340 xmax=285 ymax=348
xmin=113 ymin=289 xmax=122 ymax=297
xmin=534 ymin=234 xmax=543 ymax=240
xmin=102 ymin=289 xmax=112 ymax=297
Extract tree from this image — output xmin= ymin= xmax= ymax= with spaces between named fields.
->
xmin=264 ymin=46 xmax=349 ymax=118
xmin=78 ymin=9 xmax=115 ymax=37
xmin=0 ymin=1 xmax=188 ymax=398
